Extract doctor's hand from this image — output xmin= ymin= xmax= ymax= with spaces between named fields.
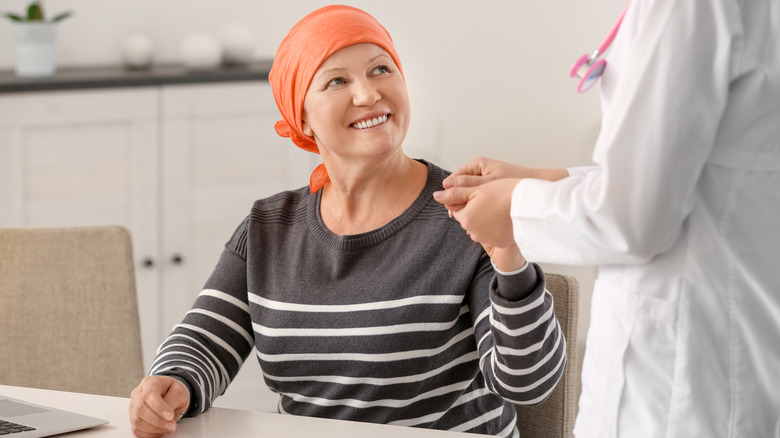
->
xmin=129 ymin=376 xmax=190 ymax=438
xmin=442 ymin=156 xmax=568 ymax=191
xmin=433 ymin=178 xmax=519 ymax=251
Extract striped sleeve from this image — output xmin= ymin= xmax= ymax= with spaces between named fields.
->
xmin=471 ymin=261 xmax=566 ymax=405
xmin=149 ymin=222 xmax=253 ymax=416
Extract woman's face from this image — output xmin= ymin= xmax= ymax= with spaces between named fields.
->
xmin=302 ymin=43 xmax=410 ymax=163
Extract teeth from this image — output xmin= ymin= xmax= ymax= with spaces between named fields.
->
xmin=353 ymin=114 xmax=388 ymax=129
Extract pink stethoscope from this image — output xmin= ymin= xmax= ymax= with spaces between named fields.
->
xmin=570 ymin=3 xmax=630 ymax=93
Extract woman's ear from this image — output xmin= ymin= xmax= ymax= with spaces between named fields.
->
xmin=302 ymin=121 xmax=314 ymax=137
xmin=301 ymin=111 xmax=314 ymax=137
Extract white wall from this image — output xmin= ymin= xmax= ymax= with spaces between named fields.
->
xmin=1 ymin=0 xmax=626 ymax=399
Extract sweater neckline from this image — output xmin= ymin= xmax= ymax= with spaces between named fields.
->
xmin=307 ymin=160 xmax=441 ymax=250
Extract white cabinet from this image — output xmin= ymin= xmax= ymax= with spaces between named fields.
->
xmin=0 ymin=87 xmax=161 ymax=368
xmin=0 ymin=82 xmax=315 ymax=410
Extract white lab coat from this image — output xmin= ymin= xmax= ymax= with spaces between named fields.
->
xmin=510 ymin=1 xmax=780 ymax=437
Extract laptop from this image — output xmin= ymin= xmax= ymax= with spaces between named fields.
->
xmin=0 ymin=395 xmax=108 ymax=437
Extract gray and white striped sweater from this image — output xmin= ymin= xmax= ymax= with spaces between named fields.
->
xmin=150 ymin=162 xmax=566 ymax=437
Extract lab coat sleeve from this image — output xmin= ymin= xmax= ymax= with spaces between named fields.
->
xmin=511 ymin=0 xmax=735 ymax=265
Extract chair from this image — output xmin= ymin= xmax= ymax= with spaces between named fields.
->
xmin=0 ymin=225 xmax=144 ymax=397
xmin=515 ymin=273 xmax=580 ymax=438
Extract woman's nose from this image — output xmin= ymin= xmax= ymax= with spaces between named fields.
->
xmin=352 ymin=80 xmax=381 ymax=106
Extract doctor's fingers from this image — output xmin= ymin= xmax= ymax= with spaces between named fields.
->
xmin=433 ymin=186 xmax=477 ymax=208
xmin=450 ymin=156 xmax=528 ymax=180
xmin=449 ymin=155 xmax=500 ymax=177
xmin=442 ymin=173 xmax=492 ymax=189
xmin=444 ymin=157 xmax=500 ymax=188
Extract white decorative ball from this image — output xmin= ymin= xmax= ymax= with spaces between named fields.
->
xmin=121 ymin=34 xmax=155 ymax=69
xmin=181 ymin=33 xmax=222 ymax=71
xmin=217 ymin=23 xmax=256 ymax=66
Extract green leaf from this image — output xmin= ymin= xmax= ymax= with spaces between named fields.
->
xmin=50 ymin=11 xmax=73 ymax=22
xmin=26 ymin=3 xmax=43 ymax=21
xmin=4 ymin=13 xmax=25 ymax=21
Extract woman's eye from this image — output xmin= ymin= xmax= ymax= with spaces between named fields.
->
xmin=327 ymin=77 xmax=345 ymax=87
xmin=372 ymin=65 xmax=389 ymax=75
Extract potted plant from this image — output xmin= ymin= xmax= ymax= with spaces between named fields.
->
xmin=4 ymin=1 xmax=73 ymax=77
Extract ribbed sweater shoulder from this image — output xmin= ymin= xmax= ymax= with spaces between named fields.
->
xmin=226 ymin=160 xmax=455 ymax=258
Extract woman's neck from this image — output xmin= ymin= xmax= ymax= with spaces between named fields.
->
xmin=319 ymin=154 xmax=428 ymax=236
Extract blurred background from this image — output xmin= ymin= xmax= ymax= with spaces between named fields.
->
xmin=1 ymin=0 xmax=626 ymax=411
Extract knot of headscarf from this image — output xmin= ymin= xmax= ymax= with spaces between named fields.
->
xmin=269 ymin=5 xmax=404 ymax=193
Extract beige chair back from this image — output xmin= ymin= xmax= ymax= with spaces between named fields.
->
xmin=515 ymin=273 xmax=580 ymax=438
xmin=0 ymin=225 xmax=144 ymax=397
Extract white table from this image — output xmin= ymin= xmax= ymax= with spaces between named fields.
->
xmin=0 ymin=385 xmax=489 ymax=437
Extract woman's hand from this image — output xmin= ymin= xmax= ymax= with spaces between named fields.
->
xmin=434 ymin=177 xmax=526 ymax=270
xmin=434 ymin=178 xmax=520 ymax=250
xmin=483 ymin=243 xmax=527 ymax=273
xmin=129 ymin=376 xmax=190 ymax=438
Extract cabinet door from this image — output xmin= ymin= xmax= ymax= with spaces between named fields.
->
xmin=161 ymin=82 xmax=317 ymax=411
xmin=0 ymin=89 xmax=161 ymax=367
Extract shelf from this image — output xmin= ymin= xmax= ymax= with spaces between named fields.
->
xmin=0 ymin=60 xmax=273 ymax=93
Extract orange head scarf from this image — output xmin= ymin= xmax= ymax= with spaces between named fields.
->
xmin=269 ymin=5 xmax=404 ymax=193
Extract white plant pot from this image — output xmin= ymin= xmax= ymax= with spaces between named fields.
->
xmin=11 ymin=22 xmax=59 ymax=77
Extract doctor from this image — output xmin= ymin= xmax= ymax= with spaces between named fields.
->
xmin=434 ymin=1 xmax=780 ymax=437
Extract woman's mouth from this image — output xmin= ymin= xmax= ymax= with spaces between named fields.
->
xmin=351 ymin=114 xmax=389 ymax=130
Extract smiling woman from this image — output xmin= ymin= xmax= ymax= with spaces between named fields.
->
xmin=127 ymin=6 xmax=567 ymax=438
xmin=301 ymin=43 xmax=414 ymax=229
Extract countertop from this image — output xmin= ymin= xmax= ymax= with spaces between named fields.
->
xmin=0 ymin=60 xmax=273 ymax=93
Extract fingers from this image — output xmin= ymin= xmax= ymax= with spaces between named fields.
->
xmin=449 ymin=156 xmax=491 ymax=178
xmin=129 ymin=413 xmax=172 ymax=438
xmin=129 ymin=376 xmax=185 ymax=438
xmin=162 ymin=381 xmax=191 ymax=420
xmin=442 ymin=174 xmax=488 ymax=189
xmin=446 ymin=203 xmax=466 ymax=214
xmin=432 ymin=186 xmax=475 ymax=207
